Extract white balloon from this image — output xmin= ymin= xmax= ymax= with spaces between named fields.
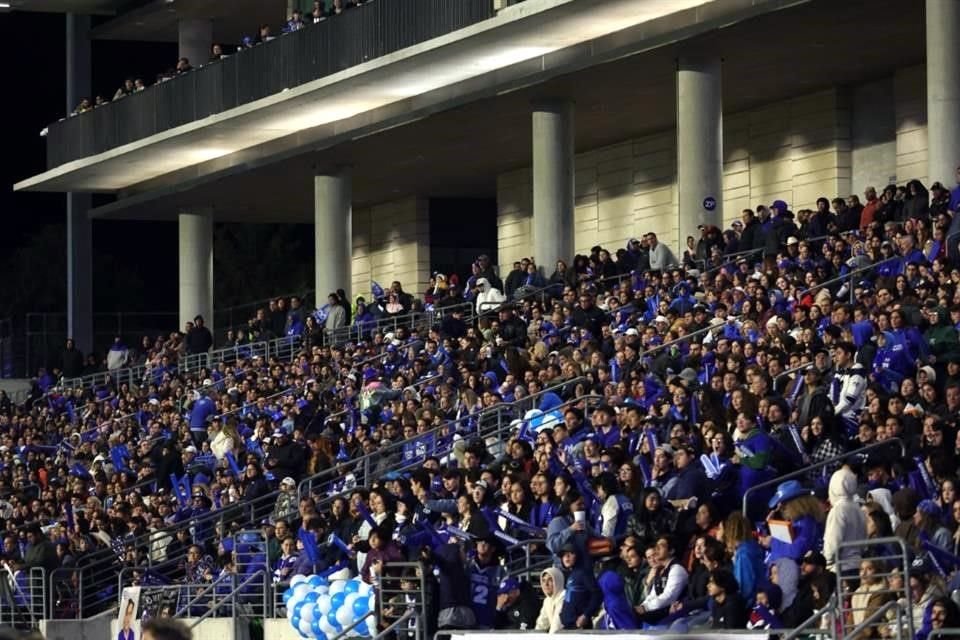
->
xmin=328 ymin=580 xmax=347 ymax=596
xmin=336 ymin=605 xmax=355 ymax=628
xmin=357 ymin=582 xmax=373 ymax=597
xmin=286 ymin=603 xmax=297 ymax=621
xmin=368 ymin=594 xmax=376 ymax=612
xmin=343 ymin=593 xmax=360 ymax=614
xmin=287 ymin=594 xmax=306 ymax=615
xmin=314 ymin=585 xmax=329 ymax=595
xmin=316 ymin=594 xmax=333 ymax=616
xmin=319 ymin=617 xmax=338 ymax=637
xmin=294 ymin=584 xmax=313 ymax=599
xmin=298 ymin=617 xmax=314 ymax=637
xmin=291 ymin=575 xmax=308 ymax=586
xmin=299 ymin=603 xmax=317 ymax=624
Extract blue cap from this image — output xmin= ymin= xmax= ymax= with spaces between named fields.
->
xmin=498 ymin=577 xmax=519 ymax=594
xmin=768 ymin=480 xmax=808 ymax=509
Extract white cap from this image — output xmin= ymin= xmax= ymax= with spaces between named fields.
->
xmin=625 ymin=328 xmax=639 ymax=336
xmin=148 ymin=398 xmax=160 ymax=406
xmin=281 ymin=477 xmax=297 ymax=487
xmin=655 ymin=315 xmax=668 ymax=324
xmin=786 ymin=236 xmax=799 ymax=246
xmin=202 ymin=379 xmax=213 ymax=387
xmin=93 ymin=455 xmax=106 ymax=463
xmin=184 ymin=445 xmax=198 ymax=454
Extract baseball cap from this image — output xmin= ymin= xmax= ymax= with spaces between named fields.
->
xmin=281 ymin=477 xmax=297 ymax=487
xmin=184 ymin=445 xmax=198 ymax=454
xmin=497 ymin=577 xmax=520 ymax=594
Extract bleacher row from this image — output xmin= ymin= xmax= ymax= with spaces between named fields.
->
xmin=3 ymin=182 xmax=960 ymax=638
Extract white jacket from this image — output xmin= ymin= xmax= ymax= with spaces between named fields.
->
xmin=830 ymin=362 xmax=867 ymax=421
xmin=823 ymin=468 xmax=866 ymax=572
xmin=535 ymin=567 xmax=565 ymax=633
xmin=475 ymin=278 xmax=506 ymax=315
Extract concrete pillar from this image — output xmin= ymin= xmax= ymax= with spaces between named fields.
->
xmin=926 ymin=0 xmax=960 ymax=185
xmin=178 ymin=18 xmax=212 ymax=69
xmin=314 ymin=171 xmax=353 ymax=302
xmin=677 ymin=56 xmax=723 ymax=249
xmin=179 ymin=210 xmax=214 ymax=330
xmin=532 ymin=101 xmax=575 ymax=272
xmin=66 ymin=13 xmax=93 ymax=355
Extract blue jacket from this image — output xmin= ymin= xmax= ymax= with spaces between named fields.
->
xmin=767 ymin=514 xmax=822 ymax=565
xmin=598 ymin=571 xmax=638 ymax=630
xmin=732 ymin=540 xmax=765 ymax=604
xmin=560 ymin=566 xmax=603 ymax=629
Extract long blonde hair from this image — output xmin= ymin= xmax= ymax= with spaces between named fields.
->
xmin=781 ymin=495 xmax=826 ymax=523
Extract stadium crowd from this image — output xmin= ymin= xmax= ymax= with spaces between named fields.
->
xmin=3 ymin=171 xmax=960 ymax=635
xmin=69 ymin=0 xmax=375 ymax=116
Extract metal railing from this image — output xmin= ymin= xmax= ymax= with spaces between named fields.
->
xmin=836 ymin=536 xmax=914 ymax=640
xmin=799 ymin=255 xmax=900 ymax=303
xmin=0 ymin=567 xmax=46 ymax=629
xmin=297 ymin=377 xmax=591 ymax=498
xmin=59 ymin=334 xmax=303 ymax=392
xmin=379 ymin=562 xmax=429 ymax=640
xmin=53 ymin=491 xmax=279 ymax=619
xmin=782 ymin=593 xmax=838 ymax=640
xmin=324 ymin=302 xmax=474 ymax=347
xmin=742 ymin=438 xmax=906 ymax=516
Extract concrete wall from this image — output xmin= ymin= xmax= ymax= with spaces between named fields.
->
xmin=851 ymin=77 xmax=897 ymax=191
xmin=895 ymin=65 xmax=928 ymax=185
xmin=497 ymin=87 xmax=857 ymax=258
xmin=352 ymin=196 xmax=431 ymax=301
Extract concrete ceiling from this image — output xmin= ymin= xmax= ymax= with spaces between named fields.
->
xmin=89 ymin=0 xmax=925 ymax=222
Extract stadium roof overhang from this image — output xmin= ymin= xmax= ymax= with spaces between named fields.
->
xmin=15 ymin=0 xmax=802 ymax=194
xmin=13 ymin=0 xmax=924 ymax=222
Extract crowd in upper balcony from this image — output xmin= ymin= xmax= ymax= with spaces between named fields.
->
xmin=2 ymin=169 xmax=960 ymax=633
xmin=69 ymin=0 xmax=375 ymax=117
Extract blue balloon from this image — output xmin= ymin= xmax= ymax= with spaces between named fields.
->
xmin=283 ymin=588 xmax=295 ymax=604
xmin=291 ymin=615 xmax=301 ymax=629
xmin=330 ymin=592 xmax=346 ymax=611
xmin=308 ymin=575 xmax=328 ymax=589
xmin=344 ymin=580 xmax=361 ymax=594
xmin=303 ymin=592 xmax=320 ymax=604
xmin=310 ymin=619 xmax=327 ymax=639
xmin=292 ymin=601 xmax=307 ymax=618
xmin=327 ymin=610 xmax=342 ymax=630
xmin=352 ymin=597 xmax=369 ymax=617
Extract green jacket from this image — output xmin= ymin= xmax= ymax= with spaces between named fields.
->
xmin=924 ymin=308 xmax=960 ymax=364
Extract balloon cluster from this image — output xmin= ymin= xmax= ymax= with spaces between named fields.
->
xmin=284 ymin=575 xmax=376 ymax=639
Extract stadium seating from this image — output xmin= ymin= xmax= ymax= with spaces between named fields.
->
xmin=5 ymin=182 xmax=960 ymax=640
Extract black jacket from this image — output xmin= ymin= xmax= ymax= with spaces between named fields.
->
xmin=496 ymin=584 xmax=540 ymax=629
xmin=62 ymin=347 xmax=84 ymax=378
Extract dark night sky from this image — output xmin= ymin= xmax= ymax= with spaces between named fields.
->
xmin=1 ymin=11 xmax=179 ymax=313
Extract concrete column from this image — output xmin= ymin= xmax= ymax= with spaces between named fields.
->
xmin=66 ymin=13 xmax=93 ymax=355
xmin=179 ymin=210 xmax=214 ymax=330
xmin=926 ymin=0 xmax=960 ymax=185
xmin=677 ymin=56 xmax=723 ymax=249
xmin=178 ymin=18 xmax=212 ymax=68
xmin=314 ymin=170 xmax=353 ymax=302
xmin=532 ymin=101 xmax=575 ymax=272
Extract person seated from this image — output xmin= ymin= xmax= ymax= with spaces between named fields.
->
xmin=494 ymin=576 xmax=539 ymax=629
xmin=707 ymin=569 xmax=748 ymax=629
xmin=535 ymin=568 xmax=565 ymax=632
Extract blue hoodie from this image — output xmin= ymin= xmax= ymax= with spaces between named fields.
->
xmin=873 ymin=331 xmax=916 ymax=392
xmin=598 ymin=571 xmax=638 ymax=630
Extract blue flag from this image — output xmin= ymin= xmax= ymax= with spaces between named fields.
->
xmin=298 ymin=528 xmax=319 ymax=565
xmin=371 ymin=281 xmax=385 ymax=299
xmin=225 ymin=451 xmax=243 ymax=478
